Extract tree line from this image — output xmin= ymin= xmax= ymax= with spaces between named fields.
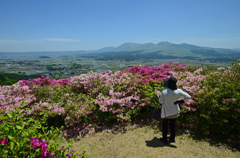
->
xmin=0 ymin=73 xmax=41 ymax=86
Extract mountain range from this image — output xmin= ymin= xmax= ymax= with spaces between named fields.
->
xmin=1 ymin=42 xmax=240 ymax=64
xmin=74 ymin=41 xmax=239 ymax=63
xmin=95 ymin=41 xmax=239 ymax=53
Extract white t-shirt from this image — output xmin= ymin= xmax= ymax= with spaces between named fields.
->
xmin=159 ymin=88 xmax=191 ymax=118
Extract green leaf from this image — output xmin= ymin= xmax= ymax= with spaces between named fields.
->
xmin=7 ymin=113 xmax=13 ymax=118
xmin=16 ymin=125 xmax=23 ymax=130
xmin=223 ymin=119 xmax=229 ymax=123
xmin=16 ymin=142 xmax=20 ymax=148
xmin=16 ymin=107 xmax=20 ymax=113
xmin=28 ymin=118 xmax=34 ymax=122
xmin=10 ymin=142 xmax=15 ymax=150
xmin=0 ymin=115 xmax=6 ymax=119
xmin=8 ymin=135 xmax=14 ymax=140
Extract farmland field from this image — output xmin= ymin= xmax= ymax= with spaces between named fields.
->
xmin=0 ymin=52 xmax=233 ymax=80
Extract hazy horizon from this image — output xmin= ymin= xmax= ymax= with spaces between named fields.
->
xmin=0 ymin=41 xmax=240 ymax=53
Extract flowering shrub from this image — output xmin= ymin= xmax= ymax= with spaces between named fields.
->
xmin=0 ymin=83 xmax=36 ymax=112
xmin=172 ymin=67 xmax=206 ymax=112
xmin=1 ymin=60 xmax=240 ymax=152
xmin=193 ymin=60 xmax=240 ymax=134
xmin=19 ymin=76 xmax=70 ymax=87
xmin=0 ymin=107 xmax=79 ymax=157
xmin=123 ymin=62 xmax=186 ymax=84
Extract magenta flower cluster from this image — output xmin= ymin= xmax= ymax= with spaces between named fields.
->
xmin=0 ymin=118 xmax=9 ymax=145
xmin=19 ymin=76 xmax=70 ymax=87
xmin=0 ymin=138 xmax=9 ymax=145
xmin=123 ymin=62 xmax=186 ymax=84
xmin=29 ymin=137 xmax=75 ymax=158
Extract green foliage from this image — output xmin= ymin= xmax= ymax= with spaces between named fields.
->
xmin=46 ymin=66 xmax=64 ymax=71
xmin=134 ymin=82 xmax=165 ymax=120
xmin=142 ymin=82 xmax=165 ymax=108
xmin=0 ymin=106 xmax=79 ymax=157
xmin=71 ymin=63 xmax=83 ymax=69
xmin=81 ymin=149 xmax=88 ymax=158
xmin=31 ymin=83 xmax=97 ymax=128
xmin=94 ymin=109 xmax=118 ymax=125
xmin=0 ymin=76 xmax=17 ymax=85
xmin=30 ymin=60 xmax=240 ymax=136
xmin=189 ymin=59 xmax=240 ymax=135
xmin=2 ymin=59 xmax=240 ymax=149
xmin=0 ymin=73 xmax=41 ymax=86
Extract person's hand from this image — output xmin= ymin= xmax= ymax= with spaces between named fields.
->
xmin=174 ymin=100 xmax=185 ymax=104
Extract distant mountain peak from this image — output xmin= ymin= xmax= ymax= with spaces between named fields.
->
xmin=142 ymin=42 xmax=155 ymax=46
xmin=156 ymin=41 xmax=174 ymax=47
xmin=116 ymin=43 xmax=141 ymax=50
xmin=97 ymin=46 xmax=115 ymax=52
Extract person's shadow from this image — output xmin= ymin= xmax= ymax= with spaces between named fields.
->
xmin=145 ymin=137 xmax=177 ymax=148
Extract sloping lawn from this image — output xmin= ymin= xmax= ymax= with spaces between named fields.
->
xmin=60 ymin=126 xmax=240 ymax=158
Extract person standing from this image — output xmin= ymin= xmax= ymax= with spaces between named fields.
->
xmin=159 ymin=76 xmax=191 ymax=144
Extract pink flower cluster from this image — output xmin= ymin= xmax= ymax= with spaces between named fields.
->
xmin=66 ymin=70 xmax=144 ymax=126
xmin=0 ymin=119 xmax=8 ymax=145
xmin=19 ymin=76 xmax=71 ymax=87
xmin=0 ymin=138 xmax=9 ymax=145
xmin=172 ymin=68 xmax=206 ymax=111
xmin=222 ymin=98 xmax=236 ymax=102
xmin=69 ymin=70 xmax=137 ymax=94
xmin=95 ymin=91 xmax=140 ymax=113
xmin=29 ymin=137 xmax=54 ymax=158
xmin=123 ymin=62 xmax=186 ymax=84
xmin=0 ymin=84 xmax=36 ymax=112
xmin=29 ymin=137 xmax=75 ymax=158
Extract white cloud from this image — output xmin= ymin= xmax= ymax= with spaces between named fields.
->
xmin=0 ymin=40 xmax=21 ymax=45
xmin=46 ymin=38 xmax=80 ymax=42
xmin=0 ymin=39 xmax=38 ymax=45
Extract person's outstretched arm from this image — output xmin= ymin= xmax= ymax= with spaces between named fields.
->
xmin=174 ymin=90 xmax=191 ymax=104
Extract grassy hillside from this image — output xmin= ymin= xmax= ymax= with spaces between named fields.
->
xmin=79 ymin=46 xmax=240 ymax=64
xmin=59 ymin=126 xmax=240 ymax=158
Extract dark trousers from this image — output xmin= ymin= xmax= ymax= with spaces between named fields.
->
xmin=162 ymin=118 xmax=176 ymax=141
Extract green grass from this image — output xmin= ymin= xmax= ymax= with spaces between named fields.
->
xmin=137 ymin=47 xmax=200 ymax=57
xmin=59 ymin=126 xmax=240 ymax=158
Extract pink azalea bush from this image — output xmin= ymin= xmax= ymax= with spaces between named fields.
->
xmin=123 ymin=62 xmax=186 ymax=84
xmin=172 ymin=67 xmax=206 ymax=112
xmin=0 ymin=84 xmax=36 ymax=112
xmin=65 ymin=70 xmax=147 ymax=128
xmin=19 ymin=76 xmax=70 ymax=87
xmin=1 ymin=61 xmax=240 ymax=156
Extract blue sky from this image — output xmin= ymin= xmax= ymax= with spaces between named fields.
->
xmin=0 ymin=0 xmax=240 ymax=52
